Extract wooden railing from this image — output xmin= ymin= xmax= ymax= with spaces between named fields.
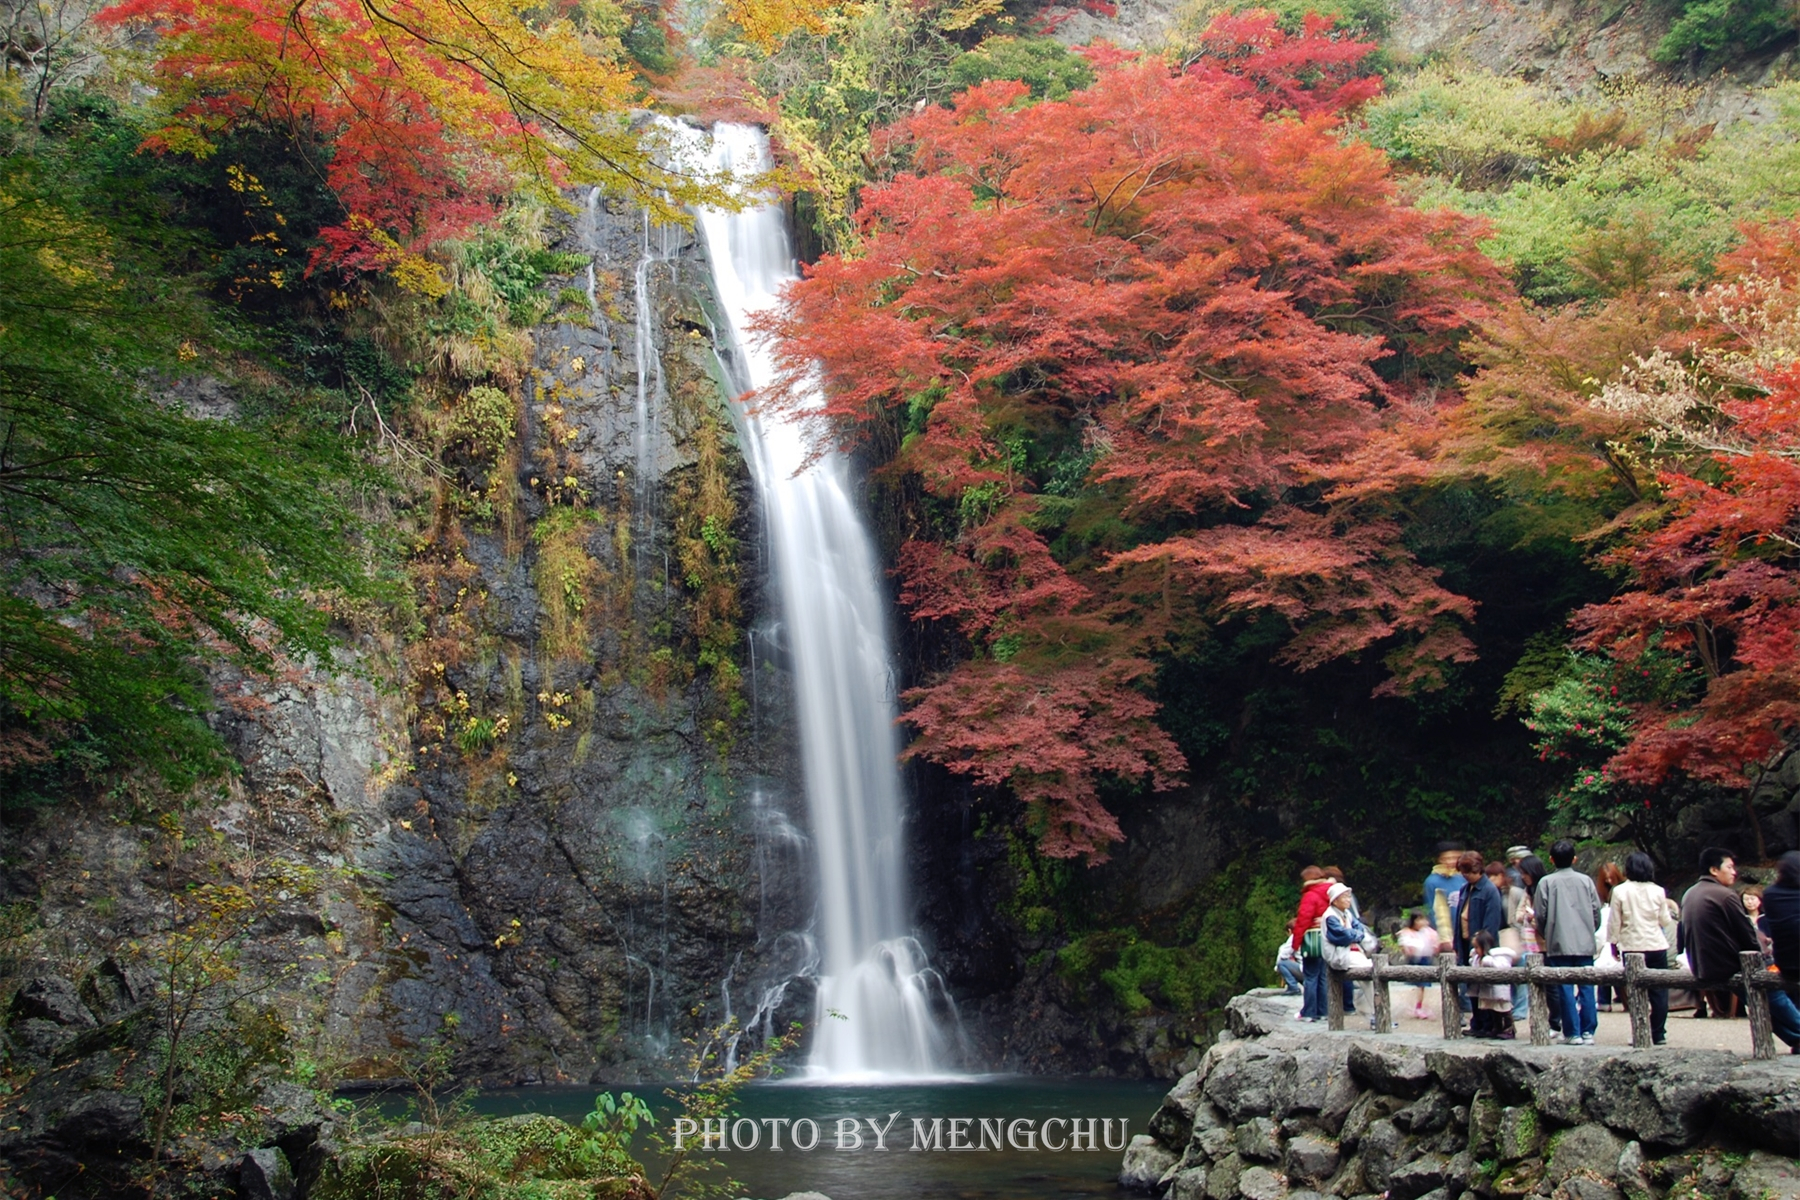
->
xmin=1325 ymin=949 xmax=1787 ymax=1060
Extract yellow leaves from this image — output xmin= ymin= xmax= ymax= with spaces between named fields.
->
xmin=940 ymin=0 xmax=1005 ymax=32
xmin=723 ymin=0 xmax=839 ymax=50
xmin=342 ymin=215 xmax=450 ymax=298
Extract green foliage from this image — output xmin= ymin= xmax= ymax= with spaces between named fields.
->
xmin=0 ymin=120 xmax=374 ymax=798
xmin=1655 ymin=0 xmax=1797 ymax=66
xmin=947 ymin=36 xmax=1095 ymax=101
xmin=1371 ymin=67 xmax=1800 ymax=303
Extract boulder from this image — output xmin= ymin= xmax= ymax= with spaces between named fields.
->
xmin=1205 ymin=1044 xmax=1298 ymax=1123
xmin=1466 ymin=1090 xmax=1502 ymax=1159
xmin=1554 ymin=1181 xmax=1623 ymax=1200
xmin=1387 ymin=1152 xmax=1449 ymax=1200
xmin=1358 ymin=1118 xmax=1409 ymax=1192
xmin=1395 ymin=1087 xmax=1456 ymax=1135
xmin=1284 ymin=1133 xmax=1341 ymax=1186
xmin=1121 ymin=1134 xmax=1180 ymax=1192
xmin=1288 ymin=1044 xmax=1356 ymax=1124
xmin=1170 ymin=1166 xmax=1210 ymax=1200
xmin=53 ymin=1091 xmax=145 ymax=1149
xmin=1571 ymin=1052 xmax=1740 ymax=1148
xmin=12 ymin=977 xmax=95 ymax=1029
xmin=1496 ymin=1105 xmax=1544 ymax=1163
xmin=1545 ymin=1123 xmax=1624 ymax=1187
xmin=1493 ymin=1156 xmax=1546 ymax=1198
xmin=1236 ymin=1116 xmax=1283 ymax=1163
xmin=1485 ymin=1047 xmax=1549 ymax=1105
xmin=1339 ymin=1090 xmax=1405 ymax=1153
xmin=1426 ymin=1046 xmax=1491 ymax=1099
xmin=1615 ymin=1140 xmax=1652 ymax=1200
xmin=1238 ymin=1165 xmax=1289 ymax=1200
xmin=1716 ymin=1060 xmax=1800 ymax=1155
xmin=1193 ymin=1124 xmax=1235 ymax=1161
xmin=1349 ymin=1042 xmax=1433 ymax=1099
xmin=240 ymin=1146 xmax=297 ymax=1200
xmin=1204 ymin=1151 xmax=1245 ymax=1200
xmin=1150 ymin=1069 xmax=1210 ymax=1150
xmin=1730 ymin=1150 xmax=1800 ymax=1200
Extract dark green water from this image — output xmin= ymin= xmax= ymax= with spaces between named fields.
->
xmin=465 ymin=1077 xmax=1166 ymax=1199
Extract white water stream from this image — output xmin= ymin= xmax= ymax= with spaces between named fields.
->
xmin=683 ymin=124 xmax=955 ymax=1079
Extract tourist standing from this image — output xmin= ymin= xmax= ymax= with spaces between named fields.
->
xmin=1452 ymin=852 xmax=1503 ymax=969
xmin=1323 ymin=882 xmax=1373 ymax=1021
xmin=1594 ymin=862 xmax=1626 ymax=1011
xmin=1536 ymin=840 xmax=1601 ymax=1045
xmin=1609 ymin=852 xmax=1672 ymax=1045
xmin=1681 ymin=847 xmax=1800 ymax=1051
xmin=1291 ymin=866 xmax=1332 ymax=1021
xmin=1505 ymin=845 xmax=1530 ymax=888
xmin=1470 ymin=929 xmax=1518 ymax=1039
xmin=1398 ymin=912 xmax=1438 ymax=1020
xmin=1423 ymin=842 xmax=1466 ymax=947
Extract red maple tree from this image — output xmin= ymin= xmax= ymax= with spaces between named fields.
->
xmin=1568 ymin=222 xmax=1800 ymax=788
xmin=767 ymin=31 xmax=1503 ymax=860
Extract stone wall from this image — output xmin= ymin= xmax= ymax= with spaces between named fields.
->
xmin=1118 ymin=994 xmax=1800 ymax=1200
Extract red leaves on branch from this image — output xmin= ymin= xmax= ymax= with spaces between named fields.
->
xmin=1176 ymin=10 xmax=1382 ymax=117
xmin=768 ymin=42 xmax=1502 ymax=859
xmin=1568 ymin=234 xmax=1800 ymax=786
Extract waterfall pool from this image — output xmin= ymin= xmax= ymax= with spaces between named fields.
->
xmin=460 ymin=1076 xmax=1166 ymax=1199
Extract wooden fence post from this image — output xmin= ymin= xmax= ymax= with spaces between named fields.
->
xmin=1438 ymin=953 xmax=1462 ymax=1039
xmin=1327 ymin=962 xmax=1346 ymax=1031
xmin=1371 ymin=953 xmax=1392 ymax=1034
xmin=1525 ymin=953 xmax=1552 ymax=1046
xmin=1623 ymin=952 xmax=1653 ymax=1049
xmin=1743 ymin=951 xmax=1776 ymax=1061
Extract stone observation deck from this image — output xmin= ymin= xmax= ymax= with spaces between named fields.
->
xmin=1119 ymin=992 xmax=1799 ymax=1200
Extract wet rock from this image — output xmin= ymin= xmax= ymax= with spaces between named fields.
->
xmin=1236 ymin=1116 xmax=1283 ymax=1163
xmin=1349 ymin=1042 xmax=1432 ymax=1099
xmin=1284 ymin=1133 xmax=1340 ymax=1185
xmin=1545 ymin=1123 xmax=1624 ymax=1186
xmin=1121 ymin=1134 xmax=1179 ymax=1191
xmin=239 ymin=1146 xmax=297 ymax=1200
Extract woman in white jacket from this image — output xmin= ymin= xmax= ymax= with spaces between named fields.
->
xmin=1608 ymin=851 xmax=1672 ymax=1045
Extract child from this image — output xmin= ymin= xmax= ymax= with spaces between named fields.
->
xmin=1470 ymin=929 xmax=1518 ymax=1039
xmin=1398 ymin=910 xmax=1437 ymax=1020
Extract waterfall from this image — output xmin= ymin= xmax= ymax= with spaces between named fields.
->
xmin=687 ymin=123 xmax=955 ymax=1078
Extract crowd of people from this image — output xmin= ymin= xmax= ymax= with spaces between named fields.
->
xmin=1279 ymin=843 xmax=1800 ymax=1053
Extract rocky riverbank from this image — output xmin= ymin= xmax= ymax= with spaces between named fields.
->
xmin=1118 ymin=992 xmax=1799 ymax=1200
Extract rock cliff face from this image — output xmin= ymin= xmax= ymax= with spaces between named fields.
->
xmin=0 ymin=194 xmax=814 ymax=1085
xmin=1120 ymin=992 xmax=1800 ymax=1200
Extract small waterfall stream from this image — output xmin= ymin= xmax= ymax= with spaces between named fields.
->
xmin=686 ymin=123 xmax=956 ymax=1078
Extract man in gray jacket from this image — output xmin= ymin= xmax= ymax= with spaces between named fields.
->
xmin=1535 ymin=840 xmax=1602 ymax=1044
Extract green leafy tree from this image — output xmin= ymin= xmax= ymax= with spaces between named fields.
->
xmin=0 ymin=136 xmax=373 ymax=797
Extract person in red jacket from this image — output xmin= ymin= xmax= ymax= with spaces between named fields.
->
xmin=1291 ymin=866 xmax=1333 ymax=1021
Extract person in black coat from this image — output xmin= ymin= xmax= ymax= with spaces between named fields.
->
xmin=1763 ymin=851 xmax=1800 ymax=1006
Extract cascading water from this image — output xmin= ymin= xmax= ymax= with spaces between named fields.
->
xmin=687 ymin=123 xmax=956 ymax=1078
